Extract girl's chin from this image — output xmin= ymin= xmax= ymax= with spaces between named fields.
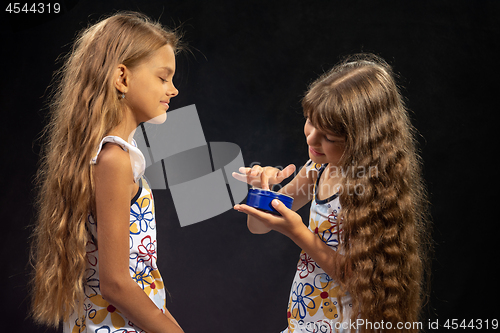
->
xmin=146 ymin=112 xmax=167 ymax=124
xmin=308 ymin=151 xmax=325 ymax=163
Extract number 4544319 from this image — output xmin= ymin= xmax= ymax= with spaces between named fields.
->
xmin=443 ymin=319 xmax=498 ymax=330
xmin=5 ymin=3 xmax=61 ymax=14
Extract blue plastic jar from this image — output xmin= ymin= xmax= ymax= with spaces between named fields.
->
xmin=246 ymin=188 xmax=294 ymax=215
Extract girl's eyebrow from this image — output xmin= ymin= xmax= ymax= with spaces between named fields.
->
xmin=158 ymin=66 xmax=174 ymax=75
xmin=324 ymin=131 xmax=345 ymax=140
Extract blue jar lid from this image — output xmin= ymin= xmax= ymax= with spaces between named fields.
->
xmin=246 ymin=188 xmax=294 ymax=215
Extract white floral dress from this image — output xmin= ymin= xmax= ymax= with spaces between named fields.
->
xmin=65 ymin=136 xmax=166 ymax=333
xmin=282 ymin=160 xmax=354 ymax=333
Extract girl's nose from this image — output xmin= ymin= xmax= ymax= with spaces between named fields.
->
xmin=306 ymin=127 xmax=320 ymax=146
xmin=167 ymin=82 xmax=179 ymax=97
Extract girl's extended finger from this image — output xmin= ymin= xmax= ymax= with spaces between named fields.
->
xmin=232 ymin=172 xmax=248 ymax=183
xmin=234 ymin=204 xmax=262 ymax=216
xmin=234 ymin=204 xmax=278 ymax=222
xmin=238 ymin=167 xmax=251 ymax=174
xmin=277 ymin=164 xmax=296 ymax=180
xmin=260 ymin=172 xmax=270 ymax=190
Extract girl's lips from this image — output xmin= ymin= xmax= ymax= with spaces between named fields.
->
xmin=161 ymin=101 xmax=169 ymax=109
xmin=309 ymin=146 xmax=325 ymax=156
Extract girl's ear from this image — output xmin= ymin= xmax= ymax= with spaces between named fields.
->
xmin=114 ymin=64 xmax=130 ymax=94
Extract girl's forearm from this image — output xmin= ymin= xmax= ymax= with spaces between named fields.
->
xmin=164 ymin=308 xmax=182 ymax=329
xmin=235 ymin=199 xmax=346 ymax=281
xmin=101 ymin=278 xmax=183 ymax=333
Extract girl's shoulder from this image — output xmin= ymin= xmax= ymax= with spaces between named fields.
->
xmin=93 ymin=143 xmax=134 ymax=181
xmin=91 ymin=136 xmax=145 ymax=183
xmin=92 ymin=139 xmax=142 ymax=206
xmin=92 ymin=142 xmax=139 ymax=200
xmin=96 ymin=142 xmax=130 ymax=163
xmin=91 ymin=136 xmax=132 ymax=164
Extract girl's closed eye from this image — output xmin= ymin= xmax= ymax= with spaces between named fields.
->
xmin=159 ymin=77 xmax=168 ymax=83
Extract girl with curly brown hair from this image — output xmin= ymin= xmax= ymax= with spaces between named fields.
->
xmin=234 ymin=54 xmax=431 ymax=333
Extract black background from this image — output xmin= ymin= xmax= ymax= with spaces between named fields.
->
xmin=1 ymin=0 xmax=498 ymax=332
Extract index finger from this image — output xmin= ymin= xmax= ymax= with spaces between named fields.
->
xmin=274 ymin=164 xmax=296 ymax=182
xmin=231 ymin=172 xmax=248 ymax=183
xmin=260 ymin=172 xmax=271 ymax=190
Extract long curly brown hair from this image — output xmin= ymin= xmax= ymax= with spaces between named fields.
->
xmin=302 ymin=54 xmax=432 ymax=332
xmin=30 ymin=12 xmax=182 ymax=328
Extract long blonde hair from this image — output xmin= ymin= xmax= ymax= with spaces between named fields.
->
xmin=30 ymin=11 xmax=182 ymax=327
xmin=303 ymin=54 xmax=432 ymax=332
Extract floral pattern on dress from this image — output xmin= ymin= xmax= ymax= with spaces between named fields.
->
xmin=283 ymin=160 xmax=353 ymax=333
xmin=89 ymin=294 xmax=126 ymax=329
xmin=130 ymin=195 xmax=154 ymax=235
xmin=66 ymin=176 xmax=166 ymax=333
xmin=298 ymin=252 xmax=316 ymax=279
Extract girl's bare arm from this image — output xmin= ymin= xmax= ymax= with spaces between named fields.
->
xmin=94 ymin=144 xmax=183 ymax=333
xmin=234 ymin=199 xmax=346 ymax=282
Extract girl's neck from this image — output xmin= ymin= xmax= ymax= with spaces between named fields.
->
xmin=323 ymin=163 xmax=339 ymax=181
xmin=108 ymin=107 xmax=138 ymax=144
xmin=317 ymin=163 xmax=342 ymax=199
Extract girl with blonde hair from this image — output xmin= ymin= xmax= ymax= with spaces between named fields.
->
xmin=234 ymin=54 xmax=431 ymax=332
xmin=31 ymin=12 xmax=184 ymax=332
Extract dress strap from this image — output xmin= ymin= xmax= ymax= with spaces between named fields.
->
xmin=304 ymin=159 xmax=324 ymax=181
xmin=90 ymin=136 xmax=146 ymax=183
xmin=314 ymin=164 xmax=340 ymax=204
